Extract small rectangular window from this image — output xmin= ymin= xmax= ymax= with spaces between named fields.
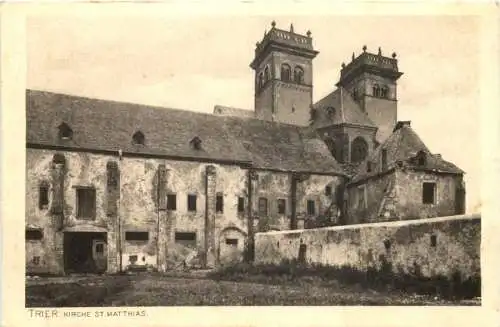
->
xmin=307 ymin=200 xmax=316 ymax=215
xmin=167 ymin=194 xmax=177 ymax=211
xmin=422 ymin=182 xmax=436 ymax=204
xmin=258 ymin=197 xmax=268 ymax=216
xmin=32 ymin=256 xmax=40 ymax=265
xmin=367 ymin=162 xmax=372 ymax=173
xmin=125 ymin=231 xmax=149 ymax=241
xmin=226 ymin=238 xmax=238 ymax=246
xmin=129 ymin=255 xmax=138 ymax=264
xmin=384 ymin=239 xmax=391 ymax=250
xmin=430 ymin=235 xmax=437 ymax=247
xmin=237 ymin=197 xmax=245 ymax=213
xmin=216 ymin=193 xmax=224 ymax=213
xmin=325 ymin=185 xmax=332 ymax=196
xmin=277 ymin=199 xmax=286 ymax=214
xmin=175 ymin=232 xmax=196 ymax=241
xmin=39 ymin=184 xmax=49 ymax=209
xmin=76 ymin=187 xmax=96 ymax=220
xmin=26 ymin=230 xmax=43 ymax=241
xmin=187 ymin=194 xmax=197 ymax=212
xmin=95 ymin=243 xmax=104 ymax=253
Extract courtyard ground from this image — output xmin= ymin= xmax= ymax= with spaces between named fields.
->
xmin=25 ymin=273 xmax=481 ymax=307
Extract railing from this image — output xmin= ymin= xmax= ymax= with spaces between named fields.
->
xmin=341 ymin=52 xmax=398 ymax=79
xmin=257 ymin=28 xmax=313 ymax=52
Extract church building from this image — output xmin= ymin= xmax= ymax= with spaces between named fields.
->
xmin=25 ymin=21 xmax=465 ymax=275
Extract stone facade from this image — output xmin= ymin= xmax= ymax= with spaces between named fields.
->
xmin=26 ymin=22 xmax=469 ymax=276
xmin=346 ymin=169 xmax=466 ymax=224
xmin=251 ymin=24 xmax=317 ymax=127
xmin=26 ymin=148 xmax=342 ymax=274
xmin=255 ymin=214 xmax=481 ymax=281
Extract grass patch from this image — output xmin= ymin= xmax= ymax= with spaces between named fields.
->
xmin=208 ymin=259 xmax=481 ymax=301
xmin=26 ymin=276 xmax=133 ymax=307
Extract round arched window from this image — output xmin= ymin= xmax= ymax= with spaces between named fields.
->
xmin=351 ymin=137 xmax=368 ymax=163
xmin=281 ymin=64 xmax=291 ymax=82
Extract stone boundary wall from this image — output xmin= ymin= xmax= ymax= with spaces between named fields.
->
xmin=255 ymin=214 xmax=480 ymax=279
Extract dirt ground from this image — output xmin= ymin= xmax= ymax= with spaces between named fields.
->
xmin=25 ymin=273 xmax=481 ymax=307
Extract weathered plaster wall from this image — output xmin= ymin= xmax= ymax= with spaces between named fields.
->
xmin=27 ymin=148 xmax=343 ymax=274
xmin=252 ymin=171 xmax=342 ymax=231
xmin=255 ymin=214 xmax=481 ymax=280
xmin=26 ymin=149 xmax=57 ymax=273
xmin=109 ymin=158 xmax=249 ymax=270
xmin=395 ymin=170 xmax=460 ymax=220
xmin=346 ymin=173 xmax=395 ymax=224
xmin=346 ymin=170 xmax=462 ymax=225
xmin=26 ymin=148 xmax=250 ymax=273
xmin=26 ymin=149 xmax=117 ymax=274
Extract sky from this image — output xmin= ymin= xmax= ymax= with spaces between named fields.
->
xmin=26 ymin=14 xmax=481 ymax=213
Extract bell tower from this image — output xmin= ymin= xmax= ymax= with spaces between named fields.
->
xmin=250 ymin=21 xmax=319 ymax=126
xmin=337 ymin=46 xmax=403 ymax=143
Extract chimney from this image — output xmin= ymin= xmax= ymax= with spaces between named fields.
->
xmin=393 ymin=120 xmax=411 ymax=132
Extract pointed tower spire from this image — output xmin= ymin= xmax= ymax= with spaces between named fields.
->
xmin=352 ymin=52 xmax=355 ymax=61
xmin=290 ymin=23 xmax=294 ymax=33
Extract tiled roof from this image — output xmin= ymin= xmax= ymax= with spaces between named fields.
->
xmin=213 ymin=105 xmax=255 ymax=118
xmin=350 ymin=121 xmax=464 ymax=183
xmin=311 ymin=87 xmax=376 ymax=129
xmin=27 ymin=89 xmax=345 ymax=175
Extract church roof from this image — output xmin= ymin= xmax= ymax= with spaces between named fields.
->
xmin=311 ymin=87 xmax=376 ymax=129
xmin=350 ymin=121 xmax=464 ymax=184
xmin=26 ymin=89 xmax=345 ymax=175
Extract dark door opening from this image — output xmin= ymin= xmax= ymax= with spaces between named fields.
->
xmin=298 ymin=244 xmax=307 ymax=263
xmin=64 ymin=232 xmax=107 ymax=274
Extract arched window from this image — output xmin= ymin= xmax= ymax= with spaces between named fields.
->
xmin=380 ymin=86 xmax=389 ymax=99
xmin=258 ymin=72 xmax=264 ymax=89
xmin=58 ymin=122 xmax=73 ymax=140
xmin=281 ymin=64 xmax=291 ymax=82
xmin=132 ymin=131 xmax=145 ymax=145
xmin=372 ymin=84 xmax=381 ymax=97
xmin=293 ymin=66 xmax=304 ymax=84
xmin=264 ymin=66 xmax=270 ymax=83
xmin=190 ymin=136 xmax=202 ymax=150
xmin=350 ymin=137 xmax=368 ymax=163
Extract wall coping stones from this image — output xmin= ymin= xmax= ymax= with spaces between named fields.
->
xmin=256 ymin=213 xmax=481 ymax=236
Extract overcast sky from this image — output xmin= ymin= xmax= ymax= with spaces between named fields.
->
xmin=27 ymin=14 xmax=481 ymax=212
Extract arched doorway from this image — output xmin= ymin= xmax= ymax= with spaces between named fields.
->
xmin=218 ymin=227 xmax=247 ymax=266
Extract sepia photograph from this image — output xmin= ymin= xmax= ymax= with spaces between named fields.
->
xmin=21 ymin=7 xmax=486 ymax=309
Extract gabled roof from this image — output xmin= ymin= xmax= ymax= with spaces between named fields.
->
xmin=350 ymin=121 xmax=464 ymax=183
xmin=311 ymin=87 xmax=376 ymax=129
xmin=27 ymin=89 xmax=345 ymax=175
